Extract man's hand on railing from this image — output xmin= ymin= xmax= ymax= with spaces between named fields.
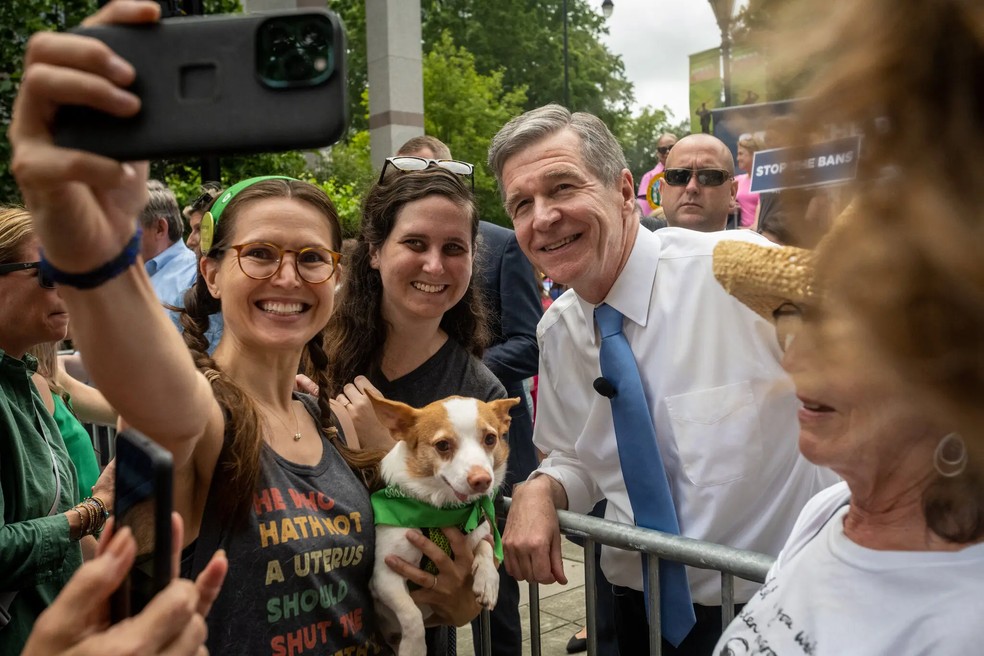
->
xmin=502 ymin=475 xmax=569 ymax=585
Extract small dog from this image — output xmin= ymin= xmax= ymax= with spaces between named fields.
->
xmin=368 ymin=393 xmax=519 ymax=656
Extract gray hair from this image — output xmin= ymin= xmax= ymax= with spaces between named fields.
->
xmin=140 ymin=180 xmax=183 ymax=243
xmin=397 ymin=135 xmax=452 ymax=160
xmin=488 ymin=104 xmax=627 ymax=198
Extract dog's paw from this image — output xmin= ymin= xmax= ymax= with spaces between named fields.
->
xmin=472 ymin=559 xmax=499 ymax=609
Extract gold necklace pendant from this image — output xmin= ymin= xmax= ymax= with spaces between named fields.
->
xmin=258 ymin=399 xmax=302 ymax=442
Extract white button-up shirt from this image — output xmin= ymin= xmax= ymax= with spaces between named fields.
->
xmin=533 ymin=226 xmax=837 ymax=604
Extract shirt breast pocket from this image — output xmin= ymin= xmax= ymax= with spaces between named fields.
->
xmin=665 ymin=381 xmax=762 ymax=487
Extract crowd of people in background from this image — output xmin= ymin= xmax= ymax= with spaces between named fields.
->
xmin=2 ymin=0 xmax=983 ymax=655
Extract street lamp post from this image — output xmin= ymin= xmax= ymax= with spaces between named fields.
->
xmin=563 ymin=0 xmax=570 ymax=108
xmin=563 ymin=0 xmax=614 ymax=110
xmin=708 ymin=0 xmax=736 ymax=107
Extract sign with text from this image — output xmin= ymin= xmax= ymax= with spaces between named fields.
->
xmin=750 ymin=135 xmax=862 ymax=193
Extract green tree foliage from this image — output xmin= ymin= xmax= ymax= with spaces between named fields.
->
xmin=732 ymin=0 xmax=810 ymax=100
xmin=420 ymin=0 xmax=632 ymax=129
xmin=0 ymin=0 xmax=97 ymax=203
xmin=0 ymin=0 xmax=242 ymax=204
xmin=422 ymin=32 xmax=527 ymax=226
xmin=327 ymin=0 xmax=369 ymax=133
xmin=619 ymin=106 xmax=689 ymax=184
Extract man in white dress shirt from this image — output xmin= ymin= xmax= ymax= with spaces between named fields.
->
xmin=489 ymin=104 xmax=835 ymax=655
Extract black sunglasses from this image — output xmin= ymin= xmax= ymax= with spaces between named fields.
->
xmin=0 ymin=261 xmax=55 ymax=289
xmin=663 ymin=168 xmax=732 ymax=187
xmin=657 ymin=145 xmax=674 ymax=155
xmin=379 ymin=156 xmax=475 ymax=191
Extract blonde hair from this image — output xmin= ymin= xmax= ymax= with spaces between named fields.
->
xmin=0 ymin=207 xmax=34 ymax=264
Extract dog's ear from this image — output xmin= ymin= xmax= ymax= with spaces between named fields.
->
xmin=367 ymin=392 xmax=418 ymax=438
xmin=488 ymin=397 xmax=521 ymax=429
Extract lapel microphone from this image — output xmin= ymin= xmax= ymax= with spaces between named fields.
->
xmin=593 ymin=376 xmax=616 ymax=399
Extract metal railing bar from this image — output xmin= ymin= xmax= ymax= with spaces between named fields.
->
xmin=500 ymin=499 xmax=773 ymax=583
xmin=648 ymin=553 xmax=662 ymax=656
xmin=584 ymin=539 xmax=598 ymax=656
xmin=529 ymin=581 xmax=541 ymax=656
xmin=721 ymin=572 xmax=735 ymax=628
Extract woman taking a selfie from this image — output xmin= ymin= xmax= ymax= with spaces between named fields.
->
xmin=8 ymin=3 xmax=476 ymax=653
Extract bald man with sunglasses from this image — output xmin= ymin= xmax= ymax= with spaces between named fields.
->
xmin=660 ymin=134 xmax=738 ymax=233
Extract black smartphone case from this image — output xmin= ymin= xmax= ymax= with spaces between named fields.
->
xmin=53 ymin=10 xmax=349 ymax=161
xmin=109 ymin=428 xmax=174 ymax=623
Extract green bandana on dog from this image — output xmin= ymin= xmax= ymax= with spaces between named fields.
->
xmin=370 ymin=484 xmax=503 ymax=562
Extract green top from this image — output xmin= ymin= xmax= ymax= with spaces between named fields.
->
xmin=51 ymin=394 xmax=100 ymax=503
xmin=0 ymin=350 xmax=82 ymax=654
xmin=370 ymin=484 xmax=503 ymax=562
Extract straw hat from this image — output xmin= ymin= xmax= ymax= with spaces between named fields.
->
xmin=712 ymin=239 xmax=817 ymax=321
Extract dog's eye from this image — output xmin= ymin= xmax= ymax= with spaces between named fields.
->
xmin=484 ymin=433 xmax=497 ymax=446
xmin=434 ymin=440 xmax=451 ymax=453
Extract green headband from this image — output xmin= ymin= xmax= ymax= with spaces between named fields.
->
xmin=199 ymin=175 xmax=297 ymax=253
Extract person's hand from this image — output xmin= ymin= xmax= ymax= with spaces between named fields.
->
xmin=21 ymin=513 xmax=228 ymax=656
xmin=91 ymin=458 xmax=115 ymax=514
xmin=8 ymin=0 xmax=159 ymax=273
xmin=385 ymin=528 xmax=483 ymax=628
xmin=294 ymin=374 xmax=319 ymax=396
xmin=502 ymin=477 xmax=568 ymax=585
xmin=335 ymin=376 xmax=395 ymax=451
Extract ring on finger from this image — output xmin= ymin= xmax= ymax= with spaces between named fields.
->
xmin=429 ymin=574 xmax=438 ymax=590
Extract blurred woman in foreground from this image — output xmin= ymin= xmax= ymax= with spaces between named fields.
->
xmin=771 ymin=0 xmax=984 ymax=454
xmin=711 ymin=237 xmax=984 ymax=654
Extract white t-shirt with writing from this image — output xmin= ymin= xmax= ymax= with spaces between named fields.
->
xmin=714 ymin=482 xmax=984 ymax=655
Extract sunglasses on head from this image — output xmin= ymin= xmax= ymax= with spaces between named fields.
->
xmin=663 ymin=168 xmax=732 ymax=187
xmin=657 ymin=145 xmax=674 ymax=155
xmin=0 ymin=261 xmax=55 ymax=289
xmin=379 ymin=156 xmax=475 ymax=191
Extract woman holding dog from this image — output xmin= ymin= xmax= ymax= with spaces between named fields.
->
xmin=5 ymin=2 xmax=477 ymax=653
xmin=324 ymin=157 xmax=508 ymax=653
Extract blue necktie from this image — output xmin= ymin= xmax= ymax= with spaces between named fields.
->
xmin=595 ymin=303 xmax=696 ymax=647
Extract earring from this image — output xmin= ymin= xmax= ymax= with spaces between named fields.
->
xmin=934 ymin=432 xmax=968 ymax=478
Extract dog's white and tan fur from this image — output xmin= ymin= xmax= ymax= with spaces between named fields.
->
xmin=368 ymin=394 xmax=518 ymax=656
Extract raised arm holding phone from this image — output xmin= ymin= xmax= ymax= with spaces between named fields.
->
xmin=9 ymin=2 xmax=478 ymax=652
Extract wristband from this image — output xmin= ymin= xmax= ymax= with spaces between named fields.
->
xmin=39 ymin=228 xmax=142 ymax=290
xmin=69 ymin=506 xmax=85 ymax=542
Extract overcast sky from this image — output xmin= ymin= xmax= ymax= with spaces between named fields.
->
xmin=599 ymin=0 xmax=746 ymax=125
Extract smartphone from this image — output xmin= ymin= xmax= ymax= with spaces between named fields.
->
xmin=109 ymin=428 xmax=173 ymax=622
xmin=53 ymin=9 xmax=349 ymax=160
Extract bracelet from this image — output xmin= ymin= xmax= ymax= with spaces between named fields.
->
xmin=83 ymin=497 xmax=108 ymax=535
xmin=39 ymin=228 xmax=142 ymax=290
xmin=86 ymin=496 xmax=110 ymax=522
xmin=69 ymin=506 xmax=85 ymax=542
xmin=79 ymin=502 xmax=94 ymax=538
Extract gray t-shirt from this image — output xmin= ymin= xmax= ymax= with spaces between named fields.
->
xmin=183 ymin=395 xmax=388 ymax=655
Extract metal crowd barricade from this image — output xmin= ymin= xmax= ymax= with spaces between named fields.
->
xmin=86 ymin=423 xmax=117 ymax=468
xmin=486 ymin=499 xmax=775 ymax=656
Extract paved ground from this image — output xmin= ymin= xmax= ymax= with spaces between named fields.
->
xmin=457 ymin=538 xmax=588 ymax=656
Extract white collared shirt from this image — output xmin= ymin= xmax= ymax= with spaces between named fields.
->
xmin=533 ymin=227 xmax=838 ymax=604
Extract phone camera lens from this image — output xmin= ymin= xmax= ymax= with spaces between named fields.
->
xmin=300 ymin=24 xmax=327 ymax=50
xmin=284 ymin=53 xmax=314 ymax=81
xmin=264 ymin=25 xmax=292 ymax=56
xmin=257 ymin=15 xmax=333 ymax=88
